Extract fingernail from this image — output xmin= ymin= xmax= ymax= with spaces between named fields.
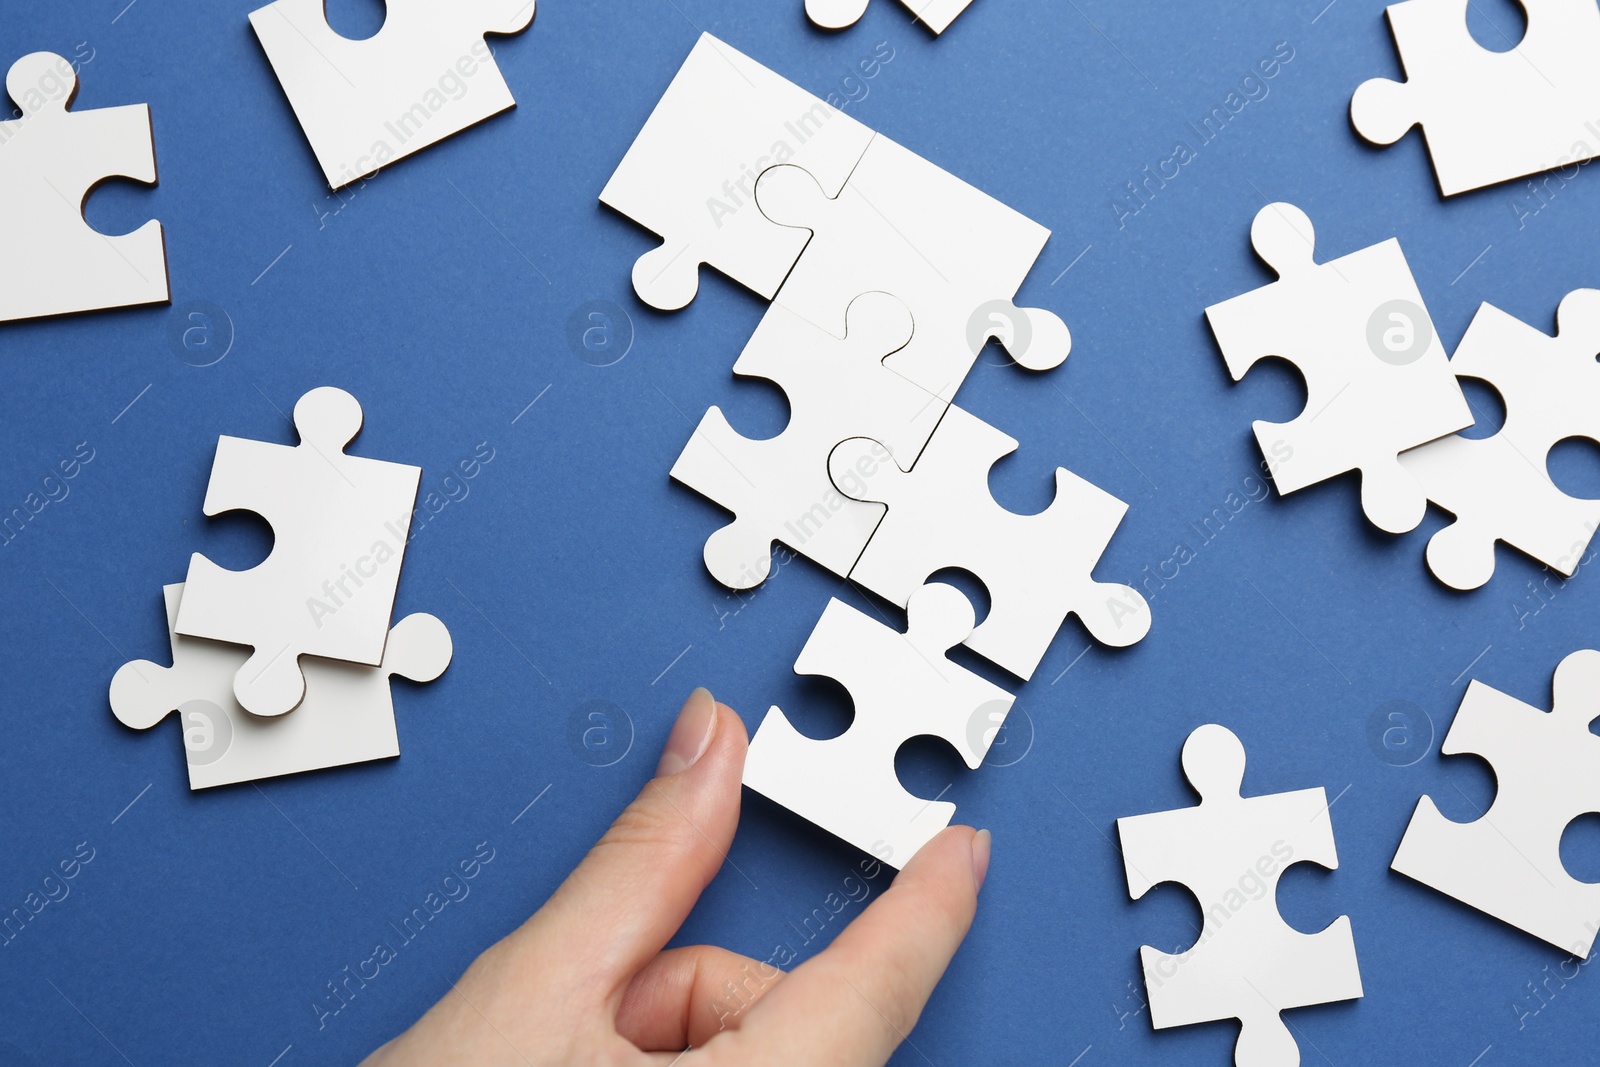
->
xmin=971 ymin=829 xmax=992 ymax=892
xmin=656 ymin=687 xmax=718 ymax=777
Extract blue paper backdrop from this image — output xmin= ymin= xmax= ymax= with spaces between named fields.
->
xmin=3 ymin=0 xmax=1599 ymax=1063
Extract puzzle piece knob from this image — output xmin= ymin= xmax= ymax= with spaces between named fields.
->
xmin=293 ymin=386 xmax=364 ymax=452
xmin=805 ymin=0 xmax=872 ymax=31
xmin=6 ymin=53 xmax=77 ymax=118
xmin=1350 ymin=77 xmax=1414 ymax=147
xmin=1181 ymin=723 xmax=1247 ymax=802
xmin=1234 ymin=1010 xmax=1300 ymax=1067
xmin=1250 ymin=203 xmax=1318 ymax=280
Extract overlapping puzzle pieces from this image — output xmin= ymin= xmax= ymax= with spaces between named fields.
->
xmin=834 ymin=404 xmax=1150 ymax=681
xmin=0 ymin=51 xmax=169 ymax=323
xmin=1392 ymin=649 xmax=1600 ymax=957
xmin=743 ymin=583 xmax=1013 ymax=868
xmin=670 ymin=293 xmax=944 ymax=589
xmin=1398 ymin=290 xmax=1600 ymax=589
xmin=1119 ymin=724 xmax=1363 ymax=1067
xmin=178 ymin=387 xmax=422 ymax=717
xmin=1206 ymin=202 xmax=1471 ymax=535
xmin=112 ymin=585 xmax=451 ymax=790
xmin=805 ymin=0 xmax=977 ymax=35
xmin=1352 ymin=0 xmax=1600 ymax=195
xmin=249 ymin=0 xmax=535 ymax=188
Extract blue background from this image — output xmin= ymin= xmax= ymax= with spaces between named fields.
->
xmin=3 ymin=0 xmax=1598 ymax=1064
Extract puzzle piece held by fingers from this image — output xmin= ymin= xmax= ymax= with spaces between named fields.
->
xmin=112 ymin=584 xmax=452 ymax=790
xmin=831 ymin=404 xmax=1150 ymax=681
xmin=1205 ymin=202 xmax=1471 ymax=534
xmin=758 ymin=134 xmax=1070 ymax=402
xmin=805 ymin=0 xmax=977 ymax=35
xmin=249 ymin=0 xmax=535 ymax=189
xmin=177 ymin=387 xmax=423 ymax=718
xmin=1399 ymin=290 xmax=1600 ymax=589
xmin=743 ymin=582 xmax=1014 ymax=868
xmin=1392 ymin=649 xmax=1600 ymax=956
xmin=671 ymin=292 xmax=946 ymax=590
xmin=1118 ymin=724 xmax=1364 ymax=1067
xmin=600 ymin=33 xmax=874 ymax=311
xmin=1351 ymin=0 xmax=1600 ymax=195
xmin=0 ymin=51 xmax=169 ymax=323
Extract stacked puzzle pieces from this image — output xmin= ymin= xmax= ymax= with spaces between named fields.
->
xmin=109 ymin=388 xmax=452 ymax=789
xmin=603 ymin=35 xmax=1152 ymax=866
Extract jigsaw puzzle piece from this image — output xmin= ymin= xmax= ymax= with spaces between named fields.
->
xmin=600 ymin=34 xmax=874 ymax=311
xmin=1118 ymin=724 xmax=1363 ymax=1067
xmin=743 ymin=582 xmax=1014 ymax=867
xmin=112 ymin=584 xmax=451 ymax=790
xmin=757 ymin=134 xmax=1070 ymax=402
xmin=1398 ymin=291 xmax=1600 ymax=588
xmin=830 ymin=404 xmax=1149 ymax=681
xmin=249 ymin=0 xmax=535 ymax=189
xmin=806 ymin=0 xmax=977 ymax=34
xmin=1206 ymin=202 xmax=1470 ymax=533
xmin=1392 ymin=649 xmax=1600 ymax=956
xmin=0 ymin=51 xmax=168 ymax=323
xmin=177 ymin=387 xmax=423 ymax=717
xmin=1351 ymin=0 xmax=1600 ymax=195
xmin=671 ymin=292 xmax=946 ymax=589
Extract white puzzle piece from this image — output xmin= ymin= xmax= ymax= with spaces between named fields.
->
xmin=0 ymin=51 xmax=168 ymax=323
xmin=178 ymin=387 xmax=423 ymax=718
xmin=1205 ymin=202 xmax=1471 ymax=534
xmin=806 ymin=0 xmax=977 ymax=35
xmin=1351 ymin=0 xmax=1600 ymax=196
xmin=831 ymin=404 xmax=1150 ymax=681
xmin=112 ymin=584 xmax=451 ymax=790
xmin=671 ymin=293 xmax=946 ymax=590
xmin=757 ymin=134 xmax=1070 ymax=402
xmin=249 ymin=0 xmax=535 ymax=189
xmin=743 ymin=582 xmax=1013 ymax=868
xmin=599 ymin=33 xmax=874 ymax=311
xmin=1118 ymin=724 xmax=1364 ymax=1067
xmin=1399 ymin=290 xmax=1600 ymax=590
xmin=1392 ymin=649 xmax=1600 ymax=957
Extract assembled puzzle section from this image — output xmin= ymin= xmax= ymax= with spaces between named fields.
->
xmin=600 ymin=33 xmax=875 ymax=311
xmin=1351 ymin=0 xmax=1600 ymax=195
xmin=832 ymin=404 xmax=1150 ymax=681
xmin=1205 ymin=202 xmax=1471 ymax=534
xmin=671 ymin=293 xmax=947 ymax=590
xmin=1118 ymin=724 xmax=1364 ymax=1067
xmin=806 ymin=0 xmax=977 ymax=34
xmin=249 ymin=0 xmax=536 ymax=189
xmin=1391 ymin=649 xmax=1600 ymax=957
xmin=0 ymin=51 xmax=168 ymax=324
xmin=111 ymin=585 xmax=452 ymax=790
xmin=177 ymin=387 xmax=423 ymax=718
xmin=743 ymin=583 xmax=1013 ymax=868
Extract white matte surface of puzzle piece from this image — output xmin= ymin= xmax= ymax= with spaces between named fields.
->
xmin=758 ymin=135 xmax=1070 ymax=402
xmin=177 ymin=387 xmax=423 ymax=718
xmin=1399 ymin=291 xmax=1600 ymax=590
xmin=806 ymin=0 xmax=977 ymax=34
xmin=671 ymin=293 xmax=946 ymax=590
xmin=1118 ymin=725 xmax=1364 ymax=1067
xmin=599 ymin=33 xmax=874 ymax=311
xmin=743 ymin=583 xmax=1013 ymax=868
xmin=111 ymin=584 xmax=451 ymax=790
xmin=1392 ymin=649 xmax=1600 ymax=957
xmin=1205 ymin=202 xmax=1471 ymax=534
xmin=1351 ymin=0 xmax=1600 ymax=196
xmin=249 ymin=0 xmax=535 ymax=189
xmin=0 ymin=51 xmax=168 ymax=323
xmin=830 ymin=404 xmax=1150 ymax=681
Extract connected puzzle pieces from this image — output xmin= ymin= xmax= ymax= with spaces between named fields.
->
xmin=178 ymin=386 xmax=423 ymax=717
xmin=1119 ymin=724 xmax=1364 ymax=1067
xmin=112 ymin=584 xmax=451 ymax=790
xmin=1352 ymin=0 xmax=1600 ymax=195
xmin=0 ymin=50 xmax=169 ymax=323
xmin=743 ymin=582 xmax=1013 ymax=867
xmin=250 ymin=0 xmax=536 ymax=188
xmin=1392 ymin=649 xmax=1600 ymax=957
xmin=1398 ymin=289 xmax=1600 ymax=589
xmin=805 ymin=0 xmax=977 ymax=35
xmin=1206 ymin=202 xmax=1471 ymax=534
